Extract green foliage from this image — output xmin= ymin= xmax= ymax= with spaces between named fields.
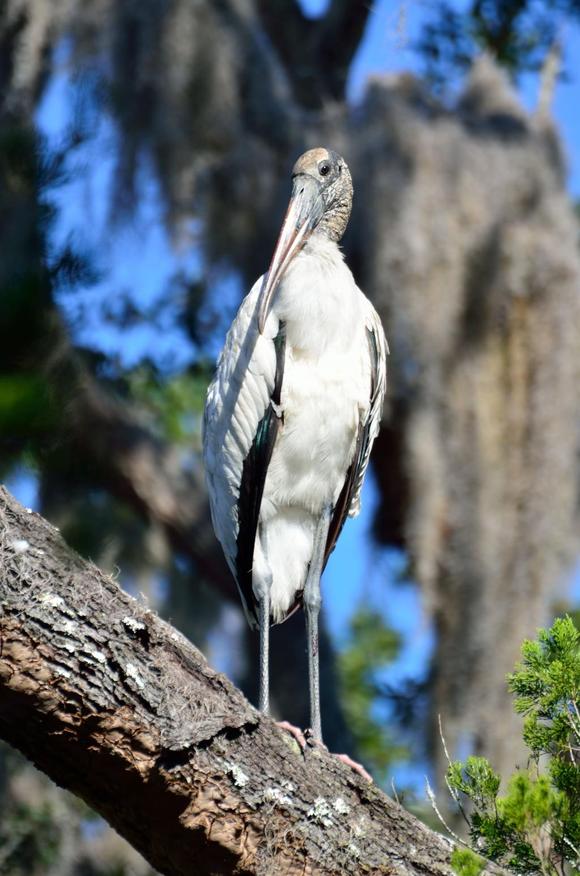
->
xmin=446 ymin=616 xmax=580 ymax=874
xmin=450 ymin=847 xmax=485 ymax=876
xmin=0 ymin=375 xmax=57 ymax=438
xmin=338 ymin=608 xmax=407 ymax=779
xmin=448 ymin=757 xmax=501 ymax=807
xmin=499 ymin=773 xmax=565 ymax=834
xmin=127 ymin=366 xmax=211 ymax=446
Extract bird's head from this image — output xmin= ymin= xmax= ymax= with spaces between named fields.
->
xmin=291 ymin=148 xmax=353 ymax=243
xmin=258 ymin=147 xmax=353 ymax=333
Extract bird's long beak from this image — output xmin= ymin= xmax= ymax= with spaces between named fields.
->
xmin=258 ymin=175 xmax=324 ymax=333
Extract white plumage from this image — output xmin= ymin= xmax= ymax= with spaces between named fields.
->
xmin=202 ymin=147 xmax=387 ymax=741
xmin=204 ymin=234 xmax=386 ymax=622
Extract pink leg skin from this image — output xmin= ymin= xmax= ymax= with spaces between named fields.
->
xmin=335 ymin=753 xmax=373 ymax=783
xmin=276 ymin=723 xmax=373 ymax=782
xmin=276 ymin=720 xmax=307 ymax=749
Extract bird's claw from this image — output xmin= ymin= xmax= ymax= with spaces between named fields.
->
xmin=276 ymin=722 xmax=373 ymax=782
xmin=303 ymin=727 xmax=326 ymax=749
xmin=335 ymin=753 xmax=373 ymax=783
xmin=275 ymin=720 xmax=307 ymax=749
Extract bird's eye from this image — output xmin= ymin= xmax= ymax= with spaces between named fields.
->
xmin=318 ymin=162 xmax=331 ymax=177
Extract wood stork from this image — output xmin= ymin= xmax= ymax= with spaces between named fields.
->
xmin=203 ymin=147 xmax=387 ymax=747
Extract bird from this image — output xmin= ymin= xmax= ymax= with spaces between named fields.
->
xmin=203 ymin=147 xmax=387 ymax=746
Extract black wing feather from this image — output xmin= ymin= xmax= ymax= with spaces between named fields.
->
xmin=235 ymin=323 xmax=286 ymax=622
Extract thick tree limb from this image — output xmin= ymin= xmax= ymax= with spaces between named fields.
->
xmin=0 ymin=484 xmax=484 ymax=875
xmin=256 ymin=0 xmax=372 ymax=106
xmin=317 ymin=0 xmax=374 ymax=96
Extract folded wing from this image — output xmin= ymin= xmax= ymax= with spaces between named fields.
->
xmin=203 ymin=279 xmax=282 ymax=626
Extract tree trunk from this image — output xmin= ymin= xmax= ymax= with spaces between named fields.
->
xmin=0 ymin=484 xmax=494 ymax=876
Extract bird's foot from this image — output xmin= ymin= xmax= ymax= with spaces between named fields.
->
xmin=275 ymin=720 xmax=307 ymax=749
xmin=276 ymin=723 xmax=373 ymax=782
xmin=334 ymin=752 xmax=373 ymax=783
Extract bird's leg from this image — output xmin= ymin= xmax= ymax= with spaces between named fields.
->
xmin=275 ymin=509 xmax=373 ymax=782
xmin=256 ymin=523 xmax=272 ymax=715
xmin=258 ymin=587 xmax=270 ymax=715
xmin=303 ymin=505 xmax=332 ymax=745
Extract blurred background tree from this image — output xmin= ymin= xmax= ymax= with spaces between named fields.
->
xmin=417 ymin=0 xmax=580 ymax=87
xmin=1 ymin=0 xmax=580 ymax=872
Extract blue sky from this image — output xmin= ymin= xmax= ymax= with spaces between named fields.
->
xmin=8 ymin=0 xmax=580 ymax=790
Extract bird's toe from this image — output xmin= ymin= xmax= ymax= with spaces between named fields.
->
xmin=275 ymin=720 xmax=307 ymax=749
xmin=335 ymin=752 xmax=373 ymax=783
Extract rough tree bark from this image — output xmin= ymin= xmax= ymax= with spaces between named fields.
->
xmin=0 ymin=484 xmax=492 ymax=876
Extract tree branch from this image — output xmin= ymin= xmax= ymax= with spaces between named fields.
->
xmin=255 ymin=0 xmax=308 ymax=73
xmin=318 ymin=0 xmax=374 ymax=98
xmin=0 ymin=484 xmax=490 ymax=875
xmin=256 ymin=0 xmax=373 ymax=107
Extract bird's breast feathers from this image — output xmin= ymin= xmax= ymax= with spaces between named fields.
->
xmin=262 ymin=346 xmax=369 ymax=517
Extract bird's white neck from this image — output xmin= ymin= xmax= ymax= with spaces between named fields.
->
xmin=271 ymin=236 xmax=359 ymax=356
